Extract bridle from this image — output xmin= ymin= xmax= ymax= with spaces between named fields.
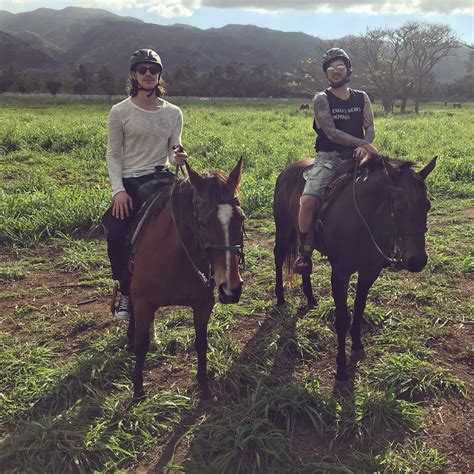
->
xmin=352 ymin=157 xmax=426 ymax=268
xmin=170 ymin=188 xmax=245 ymax=288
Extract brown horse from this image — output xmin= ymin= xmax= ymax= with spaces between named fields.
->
xmin=273 ymin=155 xmax=437 ymax=381
xmin=128 ymin=158 xmax=245 ymax=399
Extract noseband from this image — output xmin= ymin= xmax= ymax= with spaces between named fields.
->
xmin=353 ymin=158 xmax=426 ymax=267
xmin=194 ymin=195 xmax=245 ymax=258
xmin=170 ymin=190 xmax=245 ymax=287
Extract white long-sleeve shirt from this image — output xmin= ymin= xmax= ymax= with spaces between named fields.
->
xmin=105 ymin=97 xmax=183 ymax=197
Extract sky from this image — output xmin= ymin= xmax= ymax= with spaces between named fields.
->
xmin=2 ymin=0 xmax=473 ymax=43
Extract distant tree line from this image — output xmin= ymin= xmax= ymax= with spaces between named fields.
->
xmin=0 ymin=60 xmax=294 ymax=98
xmin=0 ymin=21 xmax=472 ymax=112
xmin=290 ymin=22 xmax=472 ymax=113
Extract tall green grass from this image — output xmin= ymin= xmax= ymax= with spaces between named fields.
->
xmin=0 ymin=98 xmax=472 ymax=247
xmin=0 ymin=97 xmax=472 ymax=472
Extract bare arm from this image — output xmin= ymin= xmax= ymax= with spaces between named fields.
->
xmin=314 ymin=92 xmax=368 ymax=148
xmin=362 ymin=92 xmax=375 ymax=143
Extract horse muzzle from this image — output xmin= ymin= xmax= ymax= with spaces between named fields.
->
xmin=405 ymin=254 xmax=428 ymax=273
xmin=218 ymin=282 xmax=243 ymax=304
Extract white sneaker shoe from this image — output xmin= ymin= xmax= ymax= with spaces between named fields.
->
xmin=115 ymin=293 xmax=132 ymax=320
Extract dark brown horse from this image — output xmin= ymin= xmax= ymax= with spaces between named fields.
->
xmin=128 ymin=158 xmax=245 ymax=399
xmin=273 ymin=155 xmax=437 ymax=381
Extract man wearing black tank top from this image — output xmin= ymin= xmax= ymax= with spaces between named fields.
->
xmin=294 ymin=48 xmax=378 ymax=275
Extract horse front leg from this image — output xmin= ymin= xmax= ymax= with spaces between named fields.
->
xmin=302 ymin=274 xmax=316 ymax=309
xmin=350 ymin=270 xmax=380 ymax=361
xmin=132 ymin=300 xmax=155 ymax=400
xmin=126 ymin=311 xmax=135 ymax=352
xmin=193 ymin=302 xmax=213 ymax=400
xmin=274 ymin=228 xmax=292 ymax=306
xmin=331 ymin=268 xmax=350 ymax=381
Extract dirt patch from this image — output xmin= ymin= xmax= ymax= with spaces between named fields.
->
xmin=462 ymin=207 xmax=474 ymax=221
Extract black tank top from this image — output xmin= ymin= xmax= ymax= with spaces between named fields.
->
xmin=314 ymin=88 xmax=365 ymax=153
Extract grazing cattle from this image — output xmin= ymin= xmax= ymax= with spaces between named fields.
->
xmin=273 ymin=155 xmax=437 ymax=381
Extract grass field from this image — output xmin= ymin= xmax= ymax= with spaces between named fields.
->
xmin=0 ymin=96 xmax=473 ymax=472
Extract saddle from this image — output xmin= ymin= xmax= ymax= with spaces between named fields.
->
xmin=301 ymin=160 xmax=356 ymax=255
xmin=127 ymin=182 xmax=175 ymax=256
xmin=301 ymin=160 xmax=356 ymax=216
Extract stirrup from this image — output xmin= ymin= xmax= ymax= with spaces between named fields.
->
xmin=293 ymin=254 xmax=313 ymax=275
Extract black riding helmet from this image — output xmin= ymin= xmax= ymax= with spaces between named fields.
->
xmin=130 ymin=49 xmax=163 ymax=72
xmin=322 ymin=48 xmax=352 ymax=73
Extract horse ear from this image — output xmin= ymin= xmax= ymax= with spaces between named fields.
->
xmin=185 ymin=161 xmax=205 ymax=191
xmin=418 ymin=156 xmax=437 ymax=180
xmin=228 ymin=156 xmax=243 ymax=194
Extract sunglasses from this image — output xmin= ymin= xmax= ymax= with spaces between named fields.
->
xmin=326 ymin=64 xmax=347 ymax=74
xmin=135 ymin=65 xmax=161 ymax=75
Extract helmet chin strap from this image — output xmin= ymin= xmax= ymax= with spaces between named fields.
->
xmin=136 ymin=74 xmax=162 ymax=97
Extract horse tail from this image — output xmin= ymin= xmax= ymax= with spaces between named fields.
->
xmin=273 ymin=165 xmax=300 ymax=276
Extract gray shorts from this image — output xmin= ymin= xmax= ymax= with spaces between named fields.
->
xmin=302 ymin=151 xmax=345 ymax=198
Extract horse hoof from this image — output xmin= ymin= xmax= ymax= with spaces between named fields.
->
xmin=276 ymin=298 xmax=286 ymax=306
xmin=333 ymin=377 xmax=352 ymax=394
xmin=126 ymin=343 xmax=134 ymax=353
xmin=200 ymin=386 xmax=214 ymax=401
xmin=133 ymin=389 xmax=146 ymax=401
xmin=350 ymin=348 xmax=366 ymax=363
xmin=307 ymin=300 xmax=316 ymax=310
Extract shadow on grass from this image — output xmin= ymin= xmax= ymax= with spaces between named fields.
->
xmin=152 ymin=304 xmax=303 ymax=471
xmin=151 ymin=300 xmax=410 ymax=472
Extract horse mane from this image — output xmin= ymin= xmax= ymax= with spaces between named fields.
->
xmin=323 ymin=155 xmax=427 ymax=207
xmin=363 ymin=155 xmax=428 ymax=204
xmin=362 ymin=155 xmax=415 ymax=171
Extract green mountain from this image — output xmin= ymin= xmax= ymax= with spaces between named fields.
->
xmin=0 ymin=6 xmax=468 ymax=83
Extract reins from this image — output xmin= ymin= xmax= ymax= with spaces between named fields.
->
xmin=169 ymin=170 xmax=245 ymax=288
xmin=352 ymin=157 xmax=404 ymax=267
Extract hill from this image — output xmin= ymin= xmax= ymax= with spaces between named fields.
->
xmin=0 ymin=6 xmax=468 ymax=82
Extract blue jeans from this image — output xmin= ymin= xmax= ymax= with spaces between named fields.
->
xmin=302 ymin=151 xmax=345 ymax=198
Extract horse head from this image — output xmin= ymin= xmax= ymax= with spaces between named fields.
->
xmin=384 ymin=156 xmax=437 ymax=272
xmin=186 ymin=157 xmax=245 ymax=303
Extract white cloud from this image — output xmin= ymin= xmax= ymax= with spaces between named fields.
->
xmin=147 ymin=0 xmax=196 ymax=18
xmin=2 ymin=0 xmax=473 ymax=17
xmin=200 ymin=0 xmax=474 ymax=15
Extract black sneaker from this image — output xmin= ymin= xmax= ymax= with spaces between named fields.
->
xmin=115 ymin=293 xmax=132 ymax=320
xmin=293 ymin=254 xmax=312 ymax=275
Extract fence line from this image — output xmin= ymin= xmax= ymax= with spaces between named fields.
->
xmin=1 ymin=92 xmax=307 ymax=103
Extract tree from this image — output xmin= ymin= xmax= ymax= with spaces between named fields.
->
xmin=444 ymin=48 xmax=474 ymax=100
xmin=351 ymin=28 xmax=413 ymax=113
xmin=0 ymin=75 xmax=12 ymax=93
xmin=72 ymin=63 xmax=93 ymax=95
xmin=403 ymin=22 xmax=458 ymax=113
xmin=288 ymin=57 xmax=325 ymax=97
xmin=97 ymin=65 xmax=116 ymax=96
xmin=169 ymin=60 xmax=198 ymax=96
xmin=46 ymin=80 xmax=61 ymax=95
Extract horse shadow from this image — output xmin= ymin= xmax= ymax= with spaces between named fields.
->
xmin=147 ymin=299 xmax=399 ymax=472
xmin=150 ymin=303 xmax=304 ymax=471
